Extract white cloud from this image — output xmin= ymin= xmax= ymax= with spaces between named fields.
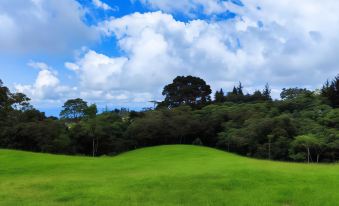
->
xmin=15 ymin=62 xmax=73 ymax=101
xmin=11 ymin=0 xmax=339 ymax=108
xmin=65 ymin=50 xmax=156 ymax=103
xmin=0 ymin=0 xmax=98 ymax=54
xmin=93 ymin=1 xmax=339 ymax=100
xmin=65 ymin=50 xmax=128 ymax=90
xmin=92 ymin=0 xmax=113 ymax=10
xmin=73 ymin=12 xmax=259 ymax=101
xmin=27 ymin=61 xmax=52 ymax=71
xmin=135 ymin=0 xmax=243 ymax=17
xmin=97 ymin=12 xmax=265 ymax=93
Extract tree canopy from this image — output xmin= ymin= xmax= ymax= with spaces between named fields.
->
xmin=0 ymin=74 xmax=338 ymax=162
xmin=161 ymin=76 xmax=212 ymax=108
xmin=60 ymin=98 xmax=89 ymax=120
xmin=322 ymin=75 xmax=339 ymax=108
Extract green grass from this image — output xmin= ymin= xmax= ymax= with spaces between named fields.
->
xmin=0 ymin=145 xmax=338 ymax=206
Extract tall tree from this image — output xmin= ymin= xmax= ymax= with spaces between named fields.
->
xmin=0 ymin=79 xmax=31 ymax=111
xmin=262 ymin=83 xmax=272 ymax=101
xmin=60 ymin=98 xmax=88 ymax=120
xmin=0 ymin=79 xmax=10 ymax=109
xmin=232 ymin=86 xmax=238 ymax=95
xmin=84 ymin=104 xmax=98 ymax=119
xmin=322 ymin=74 xmax=339 ymax=108
xmin=237 ymin=82 xmax=244 ymax=96
xmin=290 ymin=135 xmax=322 ymax=163
xmin=280 ymin=87 xmax=311 ymax=100
xmin=215 ymin=89 xmax=225 ymax=103
xmin=162 ymin=76 xmax=212 ymax=108
xmin=225 ymin=82 xmax=245 ymax=103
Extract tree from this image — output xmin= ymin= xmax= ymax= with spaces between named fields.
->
xmin=192 ymin=138 xmax=203 ymax=145
xmin=262 ymin=83 xmax=272 ymax=101
xmin=280 ymin=88 xmax=312 ymax=100
xmin=322 ymin=74 xmax=339 ymax=108
xmin=10 ymin=92 xmax=31 ymax=111
xmin=249 ymin=90 xmax=265 ymax=102
xmin=126 ymin=106 xmax=201 ymax=147
xmin=60 ymin=98 xmax=88 ymax=120
xmin=267 ymin=134 xmax=274 ymax=160
xmin=214 ymin=89 xmax=225 ymax=103
xmin=218 ymin=132 xmax=233 ymax=152
xmin=290 ymin=135 xmax=322 ymax=163
xmin=0 ymin=79 xmax=10 ymax=109
xmin=323 ymin=109 xmax=339 ymax=129
xmin=221 ymin=132 xmax=249 ymax=154
xmin=69 ymin=112 xmax=132 ymax=156
xmin=232 ymin=86 xmax=238 ymax=95
xmin=7 ymin=120 xmax=69 ymax=153
xmin=162 ymin=76 xmax=212 ymax=108
xmin=237 ymin=82 xmax=244 ymax=96
xmin=224 ymin=82 xmax=246 ymax=103
xmin=0 ymin=79 xmax=31 ymax=111
xmin=229 ymin=82 xmax=244 ymax=96
xmin=84 ymin=104 xmax=98 ymax=119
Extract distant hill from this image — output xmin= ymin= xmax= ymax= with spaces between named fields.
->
xmin=0 ymin=145 xmax=338 ymax=206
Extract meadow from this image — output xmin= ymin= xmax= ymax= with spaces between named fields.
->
xmin=0 ymin=145 xmax=338 ymax=206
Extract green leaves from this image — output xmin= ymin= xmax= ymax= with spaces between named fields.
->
xmin=161 ymin=76 xmax=212 ymax=108
xmin=60 ymin=98 xmax=89 ymax=120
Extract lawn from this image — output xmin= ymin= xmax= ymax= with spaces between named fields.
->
xmin=0 ymin=145 xmax=338 ymax=206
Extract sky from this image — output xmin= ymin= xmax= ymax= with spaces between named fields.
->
xmin=0 ymin=0 xmax=338 ymax=116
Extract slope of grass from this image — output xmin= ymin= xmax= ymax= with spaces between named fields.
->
xmin=0 ymin=145 xmax=338 ymax=206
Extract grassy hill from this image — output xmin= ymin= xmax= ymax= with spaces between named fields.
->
xmin=0 ymin=145 xmax=338 ymax=206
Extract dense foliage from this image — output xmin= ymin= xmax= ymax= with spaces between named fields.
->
xmin=0 ymin=75 xmax=338 ymax=162
xmin=160 ymin=75 xmax=212 ymax=108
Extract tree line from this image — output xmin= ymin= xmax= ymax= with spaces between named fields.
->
xmin=0 ymin=75 xmax=338 ymax=162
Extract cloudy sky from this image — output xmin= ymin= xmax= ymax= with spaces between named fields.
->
xmin=0 ymin=0 xmax=338 ymax=116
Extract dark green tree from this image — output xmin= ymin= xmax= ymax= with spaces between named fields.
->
xmin=232 ymin=86 xmax=238 ymax=95
xmin=0 ymin=79 xmax=10 ymax=109
xmin=84 ymin=104 xmax=98 ymax=119
xmin=237 ymin=82 xmax=244 ymax=96
xmin=250 ymin=90 xmax=265 ymax=101
xmin=225 ymin=82 xmax=245 ymax=102
xmin=60 ymin=98 xmax=88 ymax=120
xmin=162 ymin=76 xmax=212 ymax=108
xmin=262 ymin=83 xmax=272 ymax=101
xmin=322 ymin=74 xmax=339 ymax=108
xmin=214 ymin=89 xmax=225 ymax=103
xmin=0 ymin=79 xmax=31 ymax=111
xmin=281 ymin=88 xmax=312 ymax=100
xmin=290 ymin=135 xmax=323 ymax=163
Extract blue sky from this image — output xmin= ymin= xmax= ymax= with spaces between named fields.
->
xmin=0 ymin=0 xmax=338 ymax=116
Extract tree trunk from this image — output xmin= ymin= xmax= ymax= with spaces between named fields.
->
xmin=307 ymin=147 xmax=310 ymax=164
xmin=92 ymin=138 xmax=95 ymax=157
xmin=268 ymin=140 xmax=271 ymax=160
xmin=95 ymin=137 xmax=99 ymax=155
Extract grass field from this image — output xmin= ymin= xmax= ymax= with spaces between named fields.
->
xmin=0 ymin=145 xmax=338 ymax=206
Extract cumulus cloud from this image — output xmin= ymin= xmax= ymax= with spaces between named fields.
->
xmin=65 ymin=50 xmax=155 ymax=103
xmin=66 ymin=50 xmax=127 ymax=90
xmin=11 ymin=0 xmax=339 ymax=108
xmin=92 ymin=0 xmax=113 ymax=10
xmin=77 ymin=11 xmax=258 ymax=101
xmin=135 ymin=0 xmax=243 ymax=17
xmin=15 ymin=62 xmax=73 ymax=101
xmin=0 ymin=0 xmax=98 ymax=54
xmin=92 ymin=1 xmax=339 ymax=100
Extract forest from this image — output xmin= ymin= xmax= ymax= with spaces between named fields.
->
xmin=0 ymin=74 xmax=338 ymax=163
